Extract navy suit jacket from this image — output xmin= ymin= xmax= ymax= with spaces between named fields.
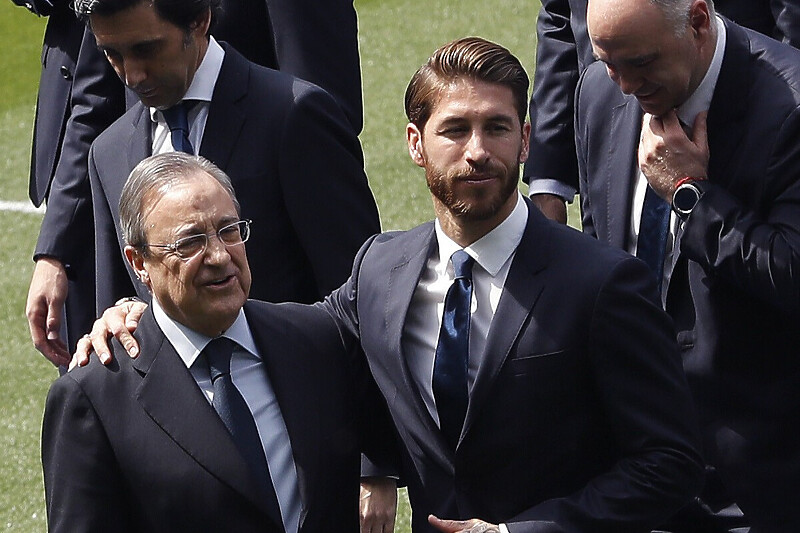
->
xmin=325 ymin=200 xmax=703 ymax=532
xmin=42 ymin=300 xmax=394 ymax=532
xmin=88 ymin=43 xmax=380 ymax=316
xmin=576 ymin=19 xmax=800 ymax=531
xmin=524 ymin=0 xmax=800 ymax=193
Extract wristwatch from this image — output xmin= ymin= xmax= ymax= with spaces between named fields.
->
xmin=672 ymin=179 xmax=707 ymax=219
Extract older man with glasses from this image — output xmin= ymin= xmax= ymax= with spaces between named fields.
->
xmin=41 ymin=152 xmax=396 ymax=533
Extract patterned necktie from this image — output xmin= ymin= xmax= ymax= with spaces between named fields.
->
xmin=432 ymin=250 xmax=475 ymax=451
xmin=161 ymin=101 xmax=194 ymax=154
xmin=637 ymin=186 xmax=670 ymax=292
xmin=203 ymin=337 xmax=284 ymax=530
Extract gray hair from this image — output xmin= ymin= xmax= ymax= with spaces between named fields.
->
xmin=120 ymin=152 xmax=240 ymax=254
xmin=650 ymin=0 xmax=715 ymax=34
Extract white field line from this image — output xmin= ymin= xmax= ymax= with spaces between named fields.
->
xmin=0 ymin=200 xmax=45 ymax=214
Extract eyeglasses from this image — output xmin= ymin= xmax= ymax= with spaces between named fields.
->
xmin=146 ymin=219 xmax=251 ymax=259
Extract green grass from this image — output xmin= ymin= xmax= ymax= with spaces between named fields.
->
xmin=0 ymin=1 xmax=554 ymax=531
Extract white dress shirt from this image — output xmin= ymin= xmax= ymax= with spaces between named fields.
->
xmin=150 ymin=37 xmax=225 ymax=155
xmin=628 ymin=16 xmax=727 ymax=293
xmin=403 ymin=192 xmax=527 ymax=426
xmin=152 ymin=299 xmax=301 ymax=533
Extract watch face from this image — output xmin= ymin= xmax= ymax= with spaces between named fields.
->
xmin=674 ymin=184 xmax=700 ymax=215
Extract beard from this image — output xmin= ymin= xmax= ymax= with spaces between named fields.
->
xmin=426 ymin=158 xmax=520 ymax=222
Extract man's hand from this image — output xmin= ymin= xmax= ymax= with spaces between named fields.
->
xmin=638 ymin=110 xmax=709 ymax=202
xmin=360 ymin=477 xmax=397 ymax=533
xmin=428 ymin=515 xmax=500 ymax=533
xmin=70 ymin=300 xmax=147 ymax=370
xmin=26 ymin=257 xmax=69 ymax=366
xmin=530 ymin=193 xmax=567 ymax=224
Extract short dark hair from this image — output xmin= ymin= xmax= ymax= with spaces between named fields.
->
xmin=74 ymin=0 xmax=221 ymax=34
xmin=404 ymin=37 xmax=529 ymax=129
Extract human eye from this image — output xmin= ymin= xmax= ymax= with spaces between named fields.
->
xmin=174 ymin=234 xmax=206 ymax=258
xmin=218 ymin=222 xmax=244 ymax=245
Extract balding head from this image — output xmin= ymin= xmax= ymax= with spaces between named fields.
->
xmin=587 ymin=0 xmax=717 ymax=115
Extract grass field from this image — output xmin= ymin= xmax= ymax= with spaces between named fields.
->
xmin=0 ymin=1 xmax=555 ymax=530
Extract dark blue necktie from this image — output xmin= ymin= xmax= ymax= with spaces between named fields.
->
xmin=433 ymin=250 xmax=475 ymax=451
xmin=637 ymin=186 xmax=670 ymax=292
xmin=162 ymin=101 xmax=194 ymax=154
xmin=204 ymin=337 xmax=284 ymax=530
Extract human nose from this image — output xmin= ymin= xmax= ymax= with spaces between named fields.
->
xmin=202 ymin=234 xmax=232 ymax=264
xmin=465 ymin=131 xmax=490 ymax=165
xmin=121 ymin=57 xmax=147 ymax=89
xmin=606 ymin=64 xmax=640 ymax=95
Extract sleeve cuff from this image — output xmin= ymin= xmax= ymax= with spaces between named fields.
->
xmin=526 ymin=178 xmax=577 ymax=203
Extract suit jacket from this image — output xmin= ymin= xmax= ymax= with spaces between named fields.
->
xmin=523 ymin=0 xmax=800 ymax=193
xmin=25 ymin=1 xmax=127 ymax=352
xmin=324 ymin=200 xmax=703 ymax=533
xmin=42 ymin=300 xmax=395 ymax=532
xmin=88 ymin=43 xmax=380 ymax=316
xmin=576 ymin=19 xmax=800 ymax=531
xmin=213 ymin=0 xmax=363 ymax=132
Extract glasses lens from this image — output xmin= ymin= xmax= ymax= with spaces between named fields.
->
xmin=219 ymin=221 xmax=248 ymax=245
xmin=174 ymin=234 xmax=207 ymax=258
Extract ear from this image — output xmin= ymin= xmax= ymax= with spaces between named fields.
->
xmin=519 ymin=122 xmax=531 ymax=164
xmin=125 ymin=245 xmax=151 ymax=290
xmin=689 ymin=0 xmax=712 ymax=37
xmin=407 ymin=123 xmax=425 ymax=168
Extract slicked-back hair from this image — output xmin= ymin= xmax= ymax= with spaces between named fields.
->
xmin=404 ymin=37 xmax=529 ymax=130
xmin=73 ymin=0 xmax=221 ymax=34
xmin=120 ymin=153 xmax=240 ymax=255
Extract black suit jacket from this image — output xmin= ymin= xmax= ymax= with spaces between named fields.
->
xmin=24 ymin=0 xmax=126 ymax=351
xmin=42 ymin=300 xmax=394 ymax=532
xmin=88 ymin=44 xmax=380 ymax=315
xmin=213 ymin=0 xmax=363 ymax=132
xmin=524 ymin=0 xmax=800 ymax=193
xmin=325 ymin=200 xmax=703 ymax=533
xmin=576 ymin=20 xmax=800 ymax=531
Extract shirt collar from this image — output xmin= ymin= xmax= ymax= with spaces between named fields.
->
xmin=152 ymin=297 xmax=259 ymax=369
xmin=676 ymin=15 xmax=726 ymax=128
xmin=434 ymin=192 xmax=527 ymax=276
xmin=149 ymin=36 xmax=225 ymax=121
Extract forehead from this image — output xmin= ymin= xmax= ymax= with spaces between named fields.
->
xmin=587 ymin=0 xmax=671 ymax=54
xmin=142 ymin=172 xmax=237 ymax=233
xmin=90 ymin=1 xmax=175 ymax=46
xmin=427 ymin=79 xmax=518 ymax=123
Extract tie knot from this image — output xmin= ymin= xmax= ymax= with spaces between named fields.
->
xmin=161 ymin=101 xmax=191 ymax=132
xmin=204 ymin=337 xmax=238 ymax=382
xmin=451 ymin=250 xmax=474 ymax=280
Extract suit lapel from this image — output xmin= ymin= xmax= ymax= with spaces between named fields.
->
xmin=132 ymin=310 xmax=278 ymax=520
xmin=245 ymin=304 xmax=320 ymax=531
xmin=199 ymin=44 xmax=248 ymax=169
xmin=383 ymin=226 xmax=458 ymax=459
xmin=126 ymin=105 xmax=151 ymax=172
xmin=462 ymin=203 xmax=548 ymax=441
xmin=605 ymin=99 xmax=642 ymax=250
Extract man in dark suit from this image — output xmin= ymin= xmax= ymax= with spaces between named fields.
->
xmin=20 ymin=0 xmax=126 ymax=366
xmin=524 ymin=0 xmax=800 ymax=224
xmin=23 ymin=0 xmax=366 ymax=367
xmin=42 ymin=152 xmax=394 ymax=532
xmin=325 ymin=37 xmax=704 ymax=532
xmin=77 ymin=37 xmax=704 ymax=533
xmin=575 ymin=0 xmax=800 ymax=529
xmin=81 ymin=0 xmax=378 ymax=327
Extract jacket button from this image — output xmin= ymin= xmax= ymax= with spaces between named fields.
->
xmin=60 ymin=65 xmax=72 ymax=80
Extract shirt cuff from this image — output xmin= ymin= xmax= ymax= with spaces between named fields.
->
xmin=499 ymin=523 xmax=510 ymax=533
xmin=526 ymin=178 xmax=577 ymax=203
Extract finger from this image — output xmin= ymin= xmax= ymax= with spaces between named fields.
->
xmin=70 ymin=335 xmax=94 ymax=370
xmin=428 ymin=515 xmax=470 ymax=532
xmin=693 ymin=111 xmax=709 ymax=153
